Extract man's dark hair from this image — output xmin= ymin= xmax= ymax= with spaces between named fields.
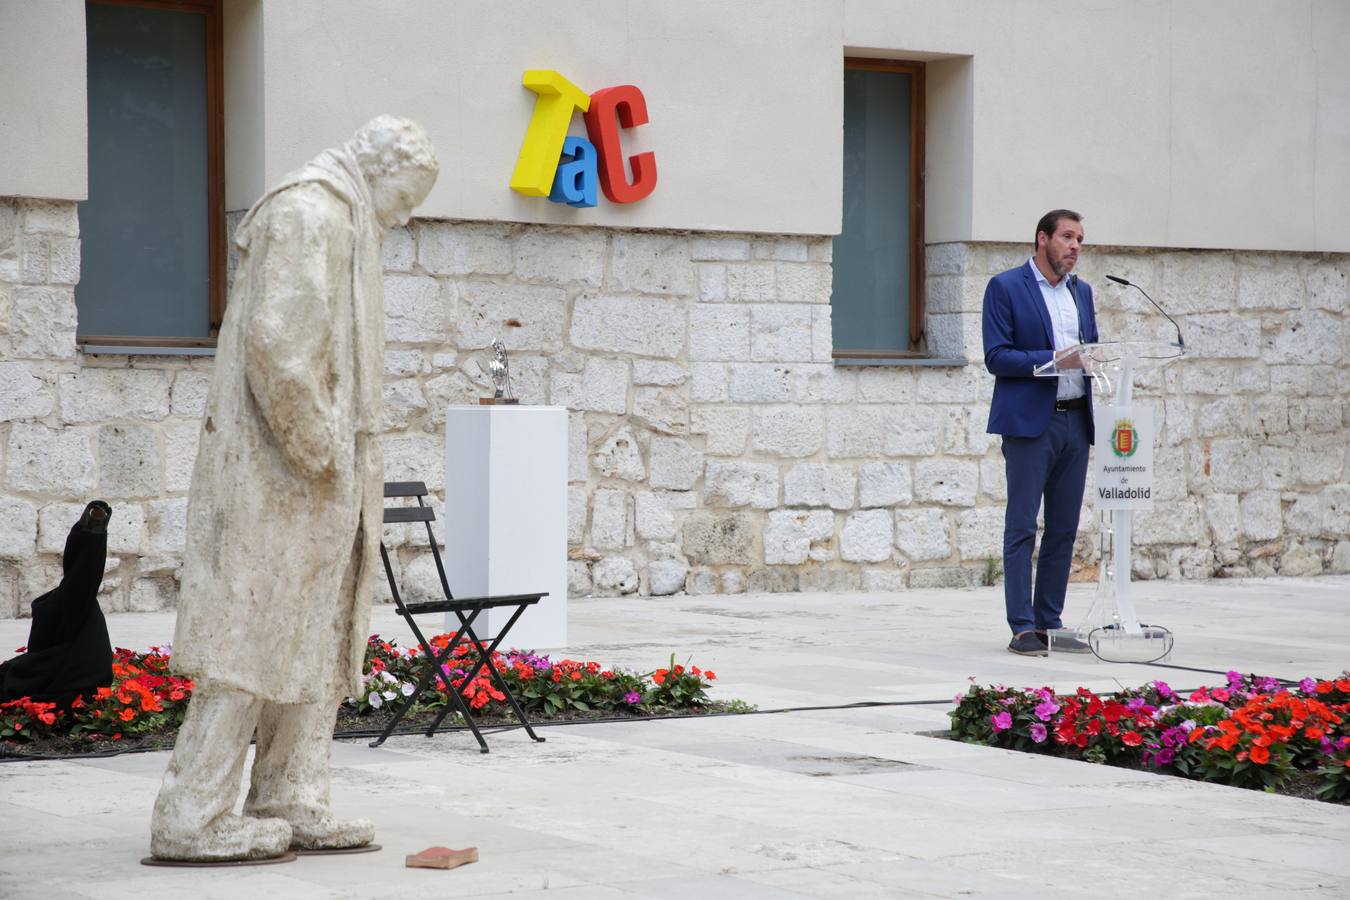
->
xmin=1035 ymin=209 xmax=1083 ymax=245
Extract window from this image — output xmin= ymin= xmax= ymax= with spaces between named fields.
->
xmin=831 ymin=58 xmax=925 ymax=358
xmin=77 ymin=0 xmax=224 ymax=347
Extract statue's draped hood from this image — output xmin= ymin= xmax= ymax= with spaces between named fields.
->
xmin=235 ymin=143 xmax=382 ymax=435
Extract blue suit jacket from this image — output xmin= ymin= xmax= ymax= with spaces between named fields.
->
xmin=982 ymin=261 xmax=1099 ymax=441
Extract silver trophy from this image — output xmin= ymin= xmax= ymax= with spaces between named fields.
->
xmin=483 ymin=338 xmax=518 ymax=404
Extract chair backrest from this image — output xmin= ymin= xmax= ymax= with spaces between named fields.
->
xmin=381 ymin=481 xmax=456 ymax=607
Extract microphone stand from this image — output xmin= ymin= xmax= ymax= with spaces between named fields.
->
xmin=1105 ymin=275 xmax=1184 ymax=349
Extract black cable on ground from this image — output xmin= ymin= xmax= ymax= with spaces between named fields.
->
xmin=328 ymin=696 xmax=965 ymax=742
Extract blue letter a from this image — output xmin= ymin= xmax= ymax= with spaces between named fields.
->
xmin=548 ymin=136 xmax=599 ymax=208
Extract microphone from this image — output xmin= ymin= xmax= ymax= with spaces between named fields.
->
xmin=1106 ymin=275 xmax=1184 ymax=349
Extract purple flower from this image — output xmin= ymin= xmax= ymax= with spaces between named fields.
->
xmin=623 ymin=691 xmax=641 ymax=705
xmin=1125 ymin=697 xmax=1145 ymax=711
xmin=1300 ymin=678 xmax=1317 ymax=695
xmin=1152 ymin=680 xmax=1174 ymax=698
xmin=990 ymin=711 xmax=1012 ymax=732
xmin=1226 ymin=670 xmax=1243 ymax=688
xmin=1155 ymin=748 xmax=1175 ymax=766
xmin=1034 ymin=700 xmax=1060 ymax=722
xmin=1029 ymin=723 xmax=1048 ymax=743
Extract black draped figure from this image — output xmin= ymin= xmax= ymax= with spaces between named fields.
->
xmin=0 ymin=501 xmax=114 ymax=706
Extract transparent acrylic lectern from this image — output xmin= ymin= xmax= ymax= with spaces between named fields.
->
xmin=1034 ymin=340 xmax=1185 ymax=662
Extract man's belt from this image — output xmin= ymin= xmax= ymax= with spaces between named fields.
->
xmin=1055 ymin=396 xmax=1087 ymax=412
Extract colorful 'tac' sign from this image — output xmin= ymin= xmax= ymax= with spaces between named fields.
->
xmin=509 ymin=70 xmax=657 ymax=208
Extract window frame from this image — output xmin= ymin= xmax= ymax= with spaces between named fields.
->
xmin=77 ymin=0 xmax=226 ymax=350
xmin=833 ymin=57 xmax=927 ymax=359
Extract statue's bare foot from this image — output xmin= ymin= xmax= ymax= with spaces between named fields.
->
xmin=151 ymin=814 xmax=292 ymax=862
xmin=286 ymin=813 xmax=375 ymax=851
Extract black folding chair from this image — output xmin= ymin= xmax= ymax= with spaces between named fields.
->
xmin=371 ymin=481 xmax=547 ymax=753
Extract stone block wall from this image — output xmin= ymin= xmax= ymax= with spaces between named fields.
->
xmin=1 ymin=196 xmax=1346 ymax=617
xmin=929 ymin=242 xmax=1350 ymax=582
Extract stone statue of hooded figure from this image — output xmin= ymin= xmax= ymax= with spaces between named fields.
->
xmin=149 ymin=116 xmax=437 ymax=862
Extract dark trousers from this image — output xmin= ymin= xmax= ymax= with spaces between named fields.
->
xmin=1001 ymin=407 xmax=1090 ymax=635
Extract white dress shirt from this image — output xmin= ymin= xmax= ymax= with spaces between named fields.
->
xmin=1028 ymin=258 xmax=1086 ymax=401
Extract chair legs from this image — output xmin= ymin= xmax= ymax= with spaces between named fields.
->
xmin=367 ymin=603 xmax=541 ymax=752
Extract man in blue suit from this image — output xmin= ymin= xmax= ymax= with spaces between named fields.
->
xmin=983 ymin=209 xmax=1097 ymax=656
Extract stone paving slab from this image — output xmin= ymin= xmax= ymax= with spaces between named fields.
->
xmin=0 ymin=577 xmax=1347 ymax=897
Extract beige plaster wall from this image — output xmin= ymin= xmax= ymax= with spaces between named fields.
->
xmin=223 ymin=0 xmax=265 ymax=210
xmin=254 ymin=0 xmax=845 ymax=235
xmin=845 ymin=0 xmax=1350 ymax=252
xmin=0 ymin=0 xmax=86 ymax=201
xmin=3 ymin=1 xmax=1347 ymax=250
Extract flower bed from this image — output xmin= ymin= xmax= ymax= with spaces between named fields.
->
xmin=950 ymin=672 xmax=1350 ymax=803
xmin=1 ymin=647 xmax=193 ymax=744
xmin=351 ymin=635 xmax=725 ymax=719
xmin=1 ymin=635 xmax=739 ymax=755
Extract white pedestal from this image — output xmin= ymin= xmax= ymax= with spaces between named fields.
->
xmin=443 ymin=405 xmax=567 ymax=649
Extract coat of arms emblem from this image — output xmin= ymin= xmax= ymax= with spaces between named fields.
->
xmin=1111 ymin=418 xmax=1138 ymax=458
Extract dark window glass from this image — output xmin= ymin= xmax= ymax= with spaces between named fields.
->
xmin=832 ymin=63 xmax=923 ymax=355
xmin=79 ymin=2 xmax=210 ymax=339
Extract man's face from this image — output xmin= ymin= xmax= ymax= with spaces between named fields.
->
xmin=1037 ymin=217 xmax=1084 ymax=280
xmin=370 ymin=167 xmax=437 ymax=229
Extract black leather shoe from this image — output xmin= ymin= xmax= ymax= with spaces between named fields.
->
xmin=1008 ymin=632 xmax=1048 ymax=657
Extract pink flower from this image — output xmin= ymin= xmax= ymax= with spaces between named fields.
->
xmin=990 ymin=712 xmax=1012 ymax=732
xmin=1029 ymin=723 xmax=1048 ymax=743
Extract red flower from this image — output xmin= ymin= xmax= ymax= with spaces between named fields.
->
xmin=118 ymin=708 xmax=136 ymax=722
xmin=1250 ymin=745 xmax=1270 ymax=765
xmin=1121 ymin=731 xmax=1143 ymax=746
xmin=705 ymin=671 xmax=716 ymax=680
xmin=653 ymin=669 xmax=668 ymax=686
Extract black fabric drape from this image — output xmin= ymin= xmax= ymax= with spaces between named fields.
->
xmin=0 ymin=501 xmax=114 ymax=706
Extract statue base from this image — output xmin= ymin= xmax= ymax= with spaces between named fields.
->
xmin=478 ymin=397 xmax=520 ymax=405
xmin=141 ymin=852 xmax=298 ymax=867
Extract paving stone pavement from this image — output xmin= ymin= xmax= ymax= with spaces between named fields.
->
xmin=1 ymin=577 xmax=1347 ymax=898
